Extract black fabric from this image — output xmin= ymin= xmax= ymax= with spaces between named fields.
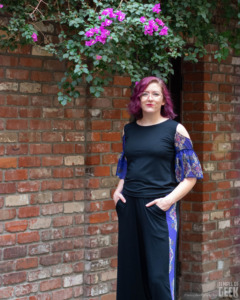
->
xmin=123 ymin=119 xmax=178 ymax=197
xmin=116 ymin=194 xmax=173 ymax=300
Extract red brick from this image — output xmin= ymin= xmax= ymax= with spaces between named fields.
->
xmin=219 ymin=84 xmax=233 ymax=93
xmin=18 ymin=181 xmax=40 ymax=193
xmin=30 ymin=120 xmax=51 ymax=130
xmin=103 ymin=109 xmax=121 ymax=119
xmin=3 ymin=271 xmax=27 ymax=285
xmin=18 ymin=207 xmax=40 ymax=218
xmin=29 ymin=144 xmax=52 ymax=155
xmin=42 ymin=156 xmax=63 ymax=166
xmin=42 ymin=132 xmax=64 ymax=142
xmin=5 ymin=220 xmax=28 ymax=232
xmin=16 ymin=257 xmax=38 ymax=270
xmin=53 ymin=216 xmax=73 ymax=227
xmin=102 ymin=132 xmax=121 ymax=142
xmin=53 ymin=168 xmax=73 ymax=178
xmin=19 ymin=108 xmax=42 ymax=118
xmin=111 ymin=143 xmax=122 ymax=152
xmin=52 ymin=288 xmax=73 ymax=300
xmin=6 ymin=95 xmax=29 ymax=106
xmin=29 ymin=168 xmax=51 ymax=179
xmin=92 ymin=166 xmax=110 ymax=176
xmin=87 ymin=178 xmax=100 ymax=189
xmin=89 ymin=212 xmax=109 ymax=224
xmin=5 ymin=170 xmax=28 ymax=181
xmin=53 ymin=191 xmax=74 ymax=202
xmin=19 ymin=57 xmax=42 ymax=68
xmin=42 ymin=204 xmax=63 ymax=215
xmin=31 ymin=71 xmax=53 ymax=82
xmin=19 ymin=157 xmax=41 ymax=167
xmin=91 ymin=120 xmax=112 ymax=130
xmin=42 ymin=84 xmax=59 ymax=94
xmin=103 ymin=87 xmax=122 ymax=97
xmin=101 ymin=246 xmax=118 ymax=258
xmin=52 ymin=120 xmax=74 ymax=130
xmin=40 ymin=278 xmax=62 ymax=292
xmin=40 ymin=254 xmax=62 ymax=266
xmin=87 ymin=143 xmax=110 ymax=153
xmin=53 ymin=144 xmax=74 ymax=154
xmin=0 ymin=208 xmax=16 ymax=221
xmin=19 ymin=132 xmax=41 ymax=143
xmin=0 ymin=234 xmax=16 ymax=246
xmin=64 ymin=108 xmax=85 ymax=118
xmin=63 ymin=250 xmax=84 ymax=262
xmin=43 ymin=59 xmax=65 ymax=71
xmin=18 ymin=232 xmax=40 ymax=244
xmin=0 ymin=182 xmax=16 ymax=194
xmin=113 ymin=99 xmax=129 ymax=108
xmin=6 ymin=144 xmax=28 ymax=155
xmin=6 ymin=69 xmax=29 ymax=80
xmin=63 ymin=178 xmax=85 ymax=189
xmin=0 ymin=55 xmax=19 ymax=66
xmin=85 ymin=155 xmax=101 ymax=165
xmin=0 ymin=157 xmax=17 ymax=168
xmin=40 ymin=180 xmax=62 ymax=191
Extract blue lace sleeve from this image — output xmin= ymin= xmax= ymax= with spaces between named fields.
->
xmin=174 ymin=132 xmax=203 ymax=183
xmin=116 ymin=135 xmax=127 ymax=179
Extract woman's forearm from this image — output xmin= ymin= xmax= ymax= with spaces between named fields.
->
xmin=115 ymin=179 xmax=124 ymax=192
xmin=166 ymin=177 xmax=197 ymax=205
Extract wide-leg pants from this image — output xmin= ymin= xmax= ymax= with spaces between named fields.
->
xmin=116 ymin=194 xmax=178 ymax=300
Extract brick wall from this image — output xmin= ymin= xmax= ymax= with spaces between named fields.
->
xmin=180 ymin=46 xmax=240 ymax=299
xmin=0 ymin=43 xmax=239 ymax=300
xmin=0 ymin=45 xmax=130 ymax=299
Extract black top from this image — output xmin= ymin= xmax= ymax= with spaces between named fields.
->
xmin=122 ymin=119 xmax=179 ymax=197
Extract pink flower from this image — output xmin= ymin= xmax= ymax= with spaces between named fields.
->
xmin=98 ymin=16 xmax=102 ymax=20
xmin=135 ymin=81 xmax=139 ymax=86
xmin=101 ymin=19 xmax=112 ymax=27
xmin=159 ymin=26 xmax=168 ymax=35
xmin=85 ymin=39 xmax=97 ymax=47
xmin=0 ymin=4 xmax=3 ymax=8
xmin=140 ymin=16 xmax=146 ymax=23
xmin=96 ymin=55 xmax=102 ymax=60
xmin=155 ymin=18 xmax=164 ymax=26
xmin=31 ymin=33 xmax=38 ymax=42
xmin=116 ymin=11 xmax=126 ymax=22
xmin=152 ymin=3 xmax=161 ymax=14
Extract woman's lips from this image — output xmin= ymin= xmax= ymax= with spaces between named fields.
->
xmin=146 ymin=104 xmax=154 ymax=106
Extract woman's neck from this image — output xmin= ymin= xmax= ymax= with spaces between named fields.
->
xmin=137 ymin=114 xmax=167 ymax=126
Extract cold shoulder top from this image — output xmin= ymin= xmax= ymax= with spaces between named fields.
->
xmin=116 ymin=119 xmax=203 ymax=197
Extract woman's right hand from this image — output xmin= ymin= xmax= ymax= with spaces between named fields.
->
xmin=113 ymin=190 xmax=126 ymax=206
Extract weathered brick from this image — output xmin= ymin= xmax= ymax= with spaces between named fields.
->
xmin=63 ymin=274 xmax=83 ymax=287
xmin=16 ymin=258 xmax=38 ymax=270
xmin=3 ymin=245 xmax=27 ymax=259
xmin=29 ymin=218 xmax=52 ymax=230
xmin=64 ymin=155 xmax=84 ymax=166
xmin=40 ymin=278 xmax=62 ymax=292
xmin=3 ymin=271 xmax=27 ymax=285
xmin=18 ymin=207 xmax=40 ymax=218
xmin=20 ymin=83 xmax=41 ymax=93
xmin=29 ymin=243 xmax=50 ymax=256
xmin=0 ymin=208 xmax=16 ymax=221
xmin=40 ymin=254 xmax=62 ymax=266
xmin=52 ymin=240 xmax=74 ymax=252
xmin=18 ymin=231 xmax=40 ymax=244
xmin=5 ymin=194 xmax=29 ymax=207
xmin=0 ymin=287 xmax=14 ymax=298
xmin=42 ymin=203 xmax=63 ymax=215
xmin=53 ymin=216 xmax=73 ymax=227
xmin=5 ymin=220 xmax=28 ymax=232
xmin=0 ymin=82 xmax=18 ymax=91
xmin=52 ymin=288 xmax=73 ymax=300
xmin=0 ymin=234 xmax=16 ymax=246
xmin=30 ymin=192 xmax=52 ymax=204
xmin=18 ymin=181 xmax=40 ymax=193
xmin=28 ymin=269 xmax=51 ymax=282
xmin=15 ymin=283 xmax=38 ymax=297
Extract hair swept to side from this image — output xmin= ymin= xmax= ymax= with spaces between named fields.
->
xmin=128 ymin=76 xmax=177 ymax=120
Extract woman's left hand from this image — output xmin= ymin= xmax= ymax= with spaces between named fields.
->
xmin=145 ymin=196 xmax=174 ymax=211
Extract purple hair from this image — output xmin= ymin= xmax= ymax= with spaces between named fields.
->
xmin=128 ymin=76 xmax=177 ymax=119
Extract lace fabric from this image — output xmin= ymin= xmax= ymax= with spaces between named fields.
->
xmin=174 ymin=132 xmax=203 ymax=182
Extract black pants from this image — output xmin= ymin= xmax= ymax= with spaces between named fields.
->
xmin=116 ymin=194 xmax=178 ymax=300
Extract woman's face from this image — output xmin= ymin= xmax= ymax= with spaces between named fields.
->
xmin=140 ymin=82 xmax=165 ymax=115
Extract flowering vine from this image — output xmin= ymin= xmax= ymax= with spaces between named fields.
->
xmin=0 ymin=0 xmax=238 ymax=105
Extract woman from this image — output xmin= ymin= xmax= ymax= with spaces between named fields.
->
xmin=113 ymin=76 xmax=203 ymax=300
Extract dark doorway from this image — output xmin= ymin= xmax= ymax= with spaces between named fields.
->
xmin=168 ymin=57 xmax=182 ymax=123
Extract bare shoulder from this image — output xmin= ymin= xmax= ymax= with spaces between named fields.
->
xmin=176 ymin=123 xmax=191 ymax=139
